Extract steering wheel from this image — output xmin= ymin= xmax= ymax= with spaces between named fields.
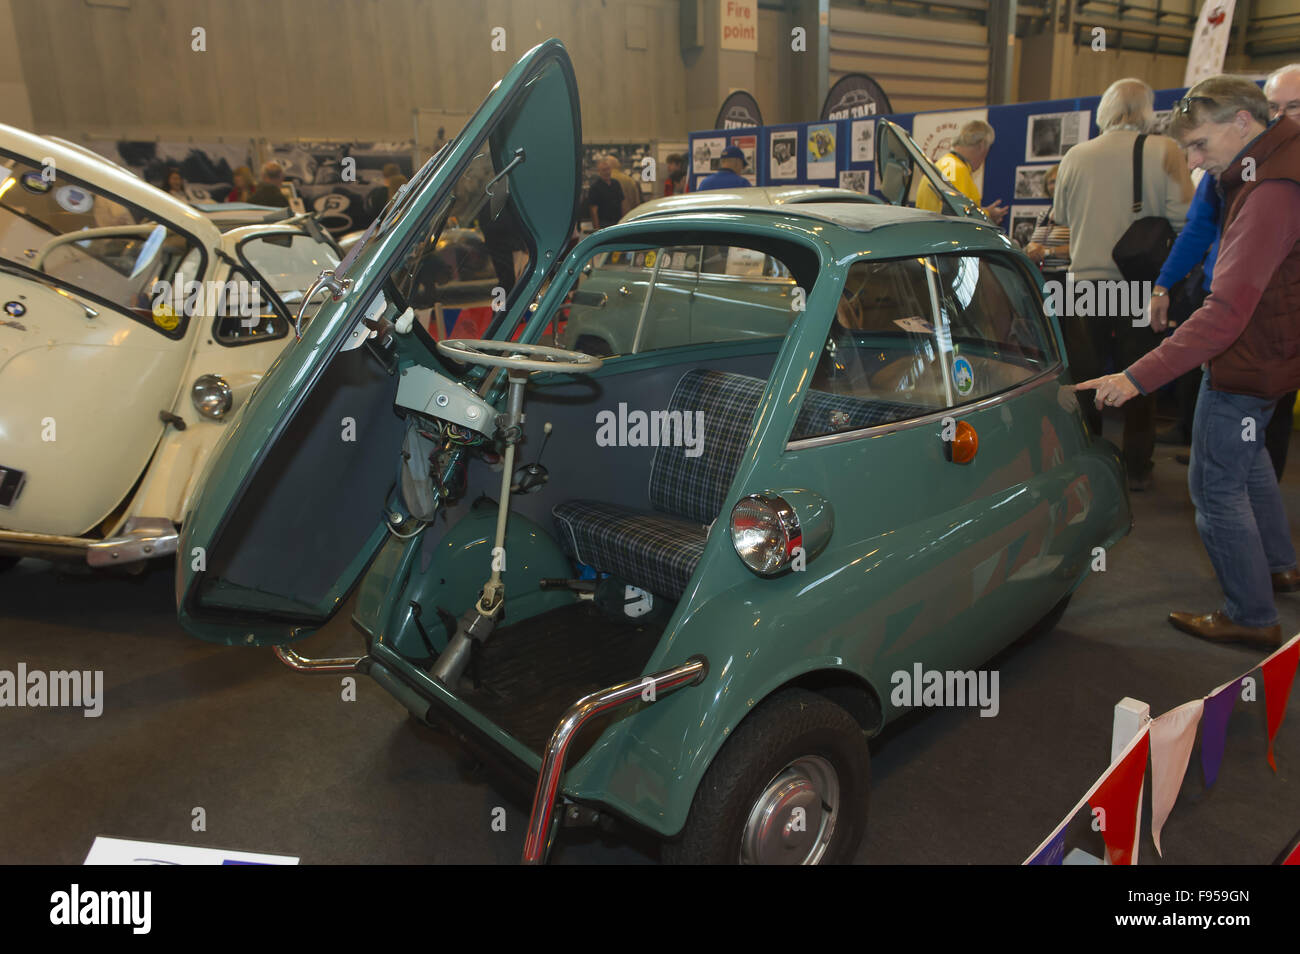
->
xmin=437 ymin=338 xmax=603 ymax=374
xmin=32 ymin=224 xmax=161 ymax=273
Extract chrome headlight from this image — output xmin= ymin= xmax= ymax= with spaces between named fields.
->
xmin=730 ymin=493 xmax=802 ymax=575
xmin=191 ymin=374 xmax=233 ymax=420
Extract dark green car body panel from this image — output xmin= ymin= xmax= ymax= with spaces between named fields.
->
xmin=176 ymin=42 xmax=1130 ymax=840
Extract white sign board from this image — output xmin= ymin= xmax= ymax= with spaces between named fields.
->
xmin=1185 ymin=0 xmax=1236 ymax=88
xmin=84 ymin=836 xmax=299 ymax=865
xmin=720 ymin=0 xmax=757 ymax=52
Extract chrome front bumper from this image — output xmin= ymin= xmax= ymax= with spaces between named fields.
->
xmin=274 ymin=638 xmax=707 ymax=864
xmin=0 ymin=517 xmax=179 ymax=566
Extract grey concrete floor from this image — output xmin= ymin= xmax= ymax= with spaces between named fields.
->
xmin=1 ymin=421 xmax=1298 ymax=865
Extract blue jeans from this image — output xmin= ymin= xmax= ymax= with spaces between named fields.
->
xmin=1188 ymin=376 xmax=1296 ymax=627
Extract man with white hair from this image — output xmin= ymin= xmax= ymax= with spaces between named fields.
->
xmin=916 ymin=120 xmax=1007 ymax=224
xmin=1053 ymin=77 xmax=1194 ymax=491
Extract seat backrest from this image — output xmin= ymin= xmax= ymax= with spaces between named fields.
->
xmin=649 ymin=368 xmax=926 ymax=523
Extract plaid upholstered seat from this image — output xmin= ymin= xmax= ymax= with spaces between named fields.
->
xmin=553 ymin=369 xmax=926 ymax=600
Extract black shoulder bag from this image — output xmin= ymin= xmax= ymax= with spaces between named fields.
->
xmin=1111 ymin=134 xmax=1176 ymax=282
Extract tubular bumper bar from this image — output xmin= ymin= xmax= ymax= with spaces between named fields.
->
xmin=522 ymin=655 xmax=708 ymax=865
xmin=273 ymin=645 xmax=364 ymax=673
xmin=0 ymin=517 xmax=178 ymax=566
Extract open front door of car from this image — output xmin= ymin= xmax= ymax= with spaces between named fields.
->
xmin=177 ymin=40 xmax=582 ymax=647
xmin=875 ymin=118 xmax=990 ymax=222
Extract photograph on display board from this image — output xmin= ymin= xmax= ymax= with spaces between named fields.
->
xmin=1151 ymin=109 xmax=1174 ymax=135
xmin=729 ymin=133 xmax=758 ymax=184
xmin=692 ymin=136 xmax=726 ymax=177
xmin=1013 ymin=165 xmax=1052 ymax=200
xmin=1008 ymin=205 xmax=1043 ymax=248
xmin=839 ymin=169 xmax=870 ymax=194
xmin=770 ymin=131 xmax=798 ymax=180
xmin=911 ymin=108 xmax=989 ymax=194
xmin=1025 ymin=110 xmax=1091 ymax=162
xmin=850 ymin=119 xmax=875 ymax=163
xmin=806 ymin=123 xmax=837 ymax=179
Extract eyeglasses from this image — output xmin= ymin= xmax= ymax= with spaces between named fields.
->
xmin=1176 ymin=95 xmax=1217 ymax=116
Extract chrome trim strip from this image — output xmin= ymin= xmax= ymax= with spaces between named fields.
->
xmin=273 ymin=645 xmax=364 ymax=674
xmin=522 ymin=656 xmax=708 ymax=864
xmin=784 ymin=365 xmax=1063 ymax=452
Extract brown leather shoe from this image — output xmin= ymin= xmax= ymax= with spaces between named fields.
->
xmin=1168 ymin=611 xmax=1282 ymax=651
xmin=1272 ymin=568 xmax=1300 ymax=593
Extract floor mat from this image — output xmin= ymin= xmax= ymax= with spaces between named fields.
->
xmin=462 ymin=602 xmax=665 ymax=754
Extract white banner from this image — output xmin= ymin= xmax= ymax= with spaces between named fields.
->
xmin=1184 ymin=1 xmax=1237 ymax=88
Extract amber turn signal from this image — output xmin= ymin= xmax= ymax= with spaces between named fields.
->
xmin=947 ymin=420 xmax=978 ymax=464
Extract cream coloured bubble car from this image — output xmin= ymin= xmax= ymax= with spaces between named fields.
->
xmin=0 ymin=124 xmax=340 ymax=571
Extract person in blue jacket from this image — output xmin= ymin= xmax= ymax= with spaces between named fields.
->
xmin=1148 ymin=171 xmax=1220 ymax=449
xmin=697 ymin=146 xmax=751 ymax=191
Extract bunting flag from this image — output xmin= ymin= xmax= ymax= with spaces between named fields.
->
xmin=1149 ymin=700 xmax=1204 ymax=856
xmin=1261 ymin=638 xmax=1300 ymax=772
xmin=1026 ymin=827 xmax=1066 ymax=865
xmin=1200 ymin=677 xmax=1241 ymax=789
xmin=1088 ymin=728 xmax=1150 ymax=866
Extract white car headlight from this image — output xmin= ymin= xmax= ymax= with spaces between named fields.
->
xmin=192 ymin=374 xmax=233 ymax=420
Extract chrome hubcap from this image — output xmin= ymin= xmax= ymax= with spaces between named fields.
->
xmin=740 ymin=755 xmax=840 ymax=864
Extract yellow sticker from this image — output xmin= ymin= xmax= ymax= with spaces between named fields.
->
xmin=153 ymin=305 xmax=180 ymax=331
xmin=644 ymin=250 xmax=657 ymax=267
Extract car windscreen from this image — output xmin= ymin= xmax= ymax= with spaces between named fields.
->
xmin=0 ymin=153 xmax=206 ymax=339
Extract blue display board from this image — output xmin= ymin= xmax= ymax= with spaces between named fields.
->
xmin=687 ymin=85 xmax=1212 ymax=238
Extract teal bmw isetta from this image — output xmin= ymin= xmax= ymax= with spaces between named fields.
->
xmin=175 ymin=41 xmax=1130 ymax=864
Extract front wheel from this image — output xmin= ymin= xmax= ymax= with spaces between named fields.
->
xmin=662 ymin=689 xmax=870 ymax=864
xmin=0 ymin=556 xmax=18 ymax=573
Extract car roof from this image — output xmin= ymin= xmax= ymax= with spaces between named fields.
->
xmin=624 ymin=185 xmax=880 ymax=222
xmin=0 ymin=123 xmax=221 ymax=247
xmin=604 ymin=201 xmax=1012 ymax=261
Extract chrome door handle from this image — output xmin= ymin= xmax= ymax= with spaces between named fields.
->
xmin=295 ymin=268 xmax=352 ymax=341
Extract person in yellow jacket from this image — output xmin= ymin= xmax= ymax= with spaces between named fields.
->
xmin=917 ymin=120 xmax=1007 ymax=225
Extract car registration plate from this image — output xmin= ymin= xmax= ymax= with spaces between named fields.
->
xmin=0 ymin=466 xmax=26 ymax=508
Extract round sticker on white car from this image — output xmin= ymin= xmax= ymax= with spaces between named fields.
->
xmin=55 ymin=185 xmax=94 ymax=214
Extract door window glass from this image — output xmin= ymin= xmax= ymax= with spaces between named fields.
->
xmin=793 ymin=253 xmax=1058 ymax=442
xmin=0 ymin=154 xmax=205 ymax=338
xmin=560 ymin=242 xmax=798 ymax=358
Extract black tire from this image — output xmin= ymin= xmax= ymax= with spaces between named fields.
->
xmin=0 ymin=556 xmax=18 ymax=573
xmin=662 ymin=688 xmax=869 ymax=865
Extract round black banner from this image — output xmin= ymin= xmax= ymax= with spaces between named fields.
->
xmin=715 ymin=90 xmax=763 ymax=130
xmin=821 ymin=74 xmax=893 ymax=120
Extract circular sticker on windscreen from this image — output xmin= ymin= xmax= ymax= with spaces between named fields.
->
xmin=953 ymin=356 xmax=974 ymax=396
xmin=153 ymin=305 xmax=180 ymax=332
xmin=55 ymin=185 xmax=94 ymax=214
xmin=20 ymin=171 xmax=52 ymax=194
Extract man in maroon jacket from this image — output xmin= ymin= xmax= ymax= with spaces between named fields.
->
xmin=1077 ymin=75 xmax=1300 ymax=650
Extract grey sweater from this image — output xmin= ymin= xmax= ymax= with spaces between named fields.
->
xmin=1051 ymin=129 xmax=1193 ymax=282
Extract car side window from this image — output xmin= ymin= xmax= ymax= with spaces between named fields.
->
xmin=931 ymin=254 xmax=1057 ymax=401
xmin=561 ymin=242 xmax=796 ymax=358
xmin=212 ymin=265 xmax=289 ymax=346
xmin=792 ymin=253 xmax=1059 ymax=443
xmin=793 ymin=257 xmax=949 ymax=441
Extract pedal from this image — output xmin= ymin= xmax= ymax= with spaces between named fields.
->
xmin=538 ymin=578 xmax=598 ymax=593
